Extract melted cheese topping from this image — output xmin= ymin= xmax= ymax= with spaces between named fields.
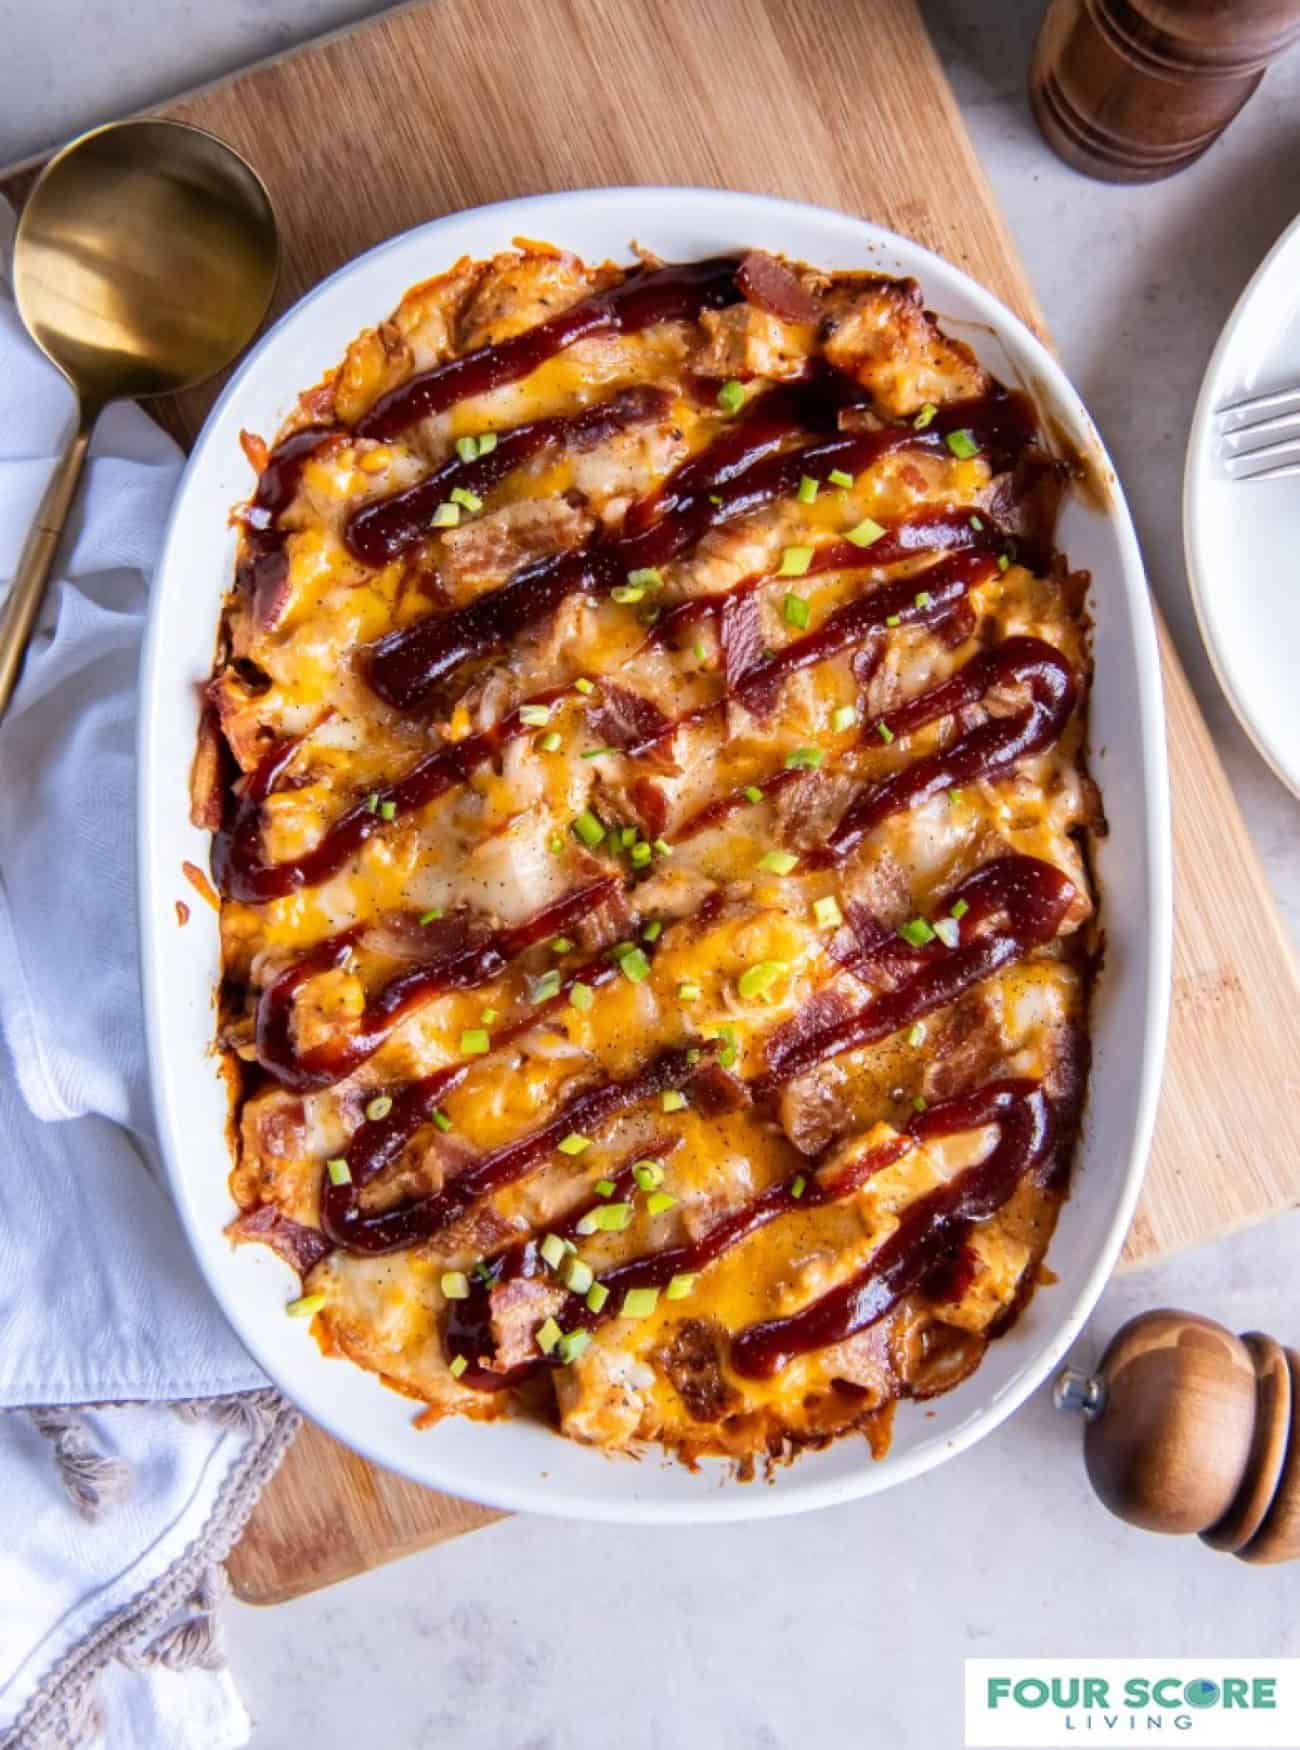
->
xmin=209 ymin=247 xmax=1098 ymax=1465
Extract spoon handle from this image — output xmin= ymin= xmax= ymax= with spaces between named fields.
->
xmin=0 ymin=405 xmax=96 ymax=722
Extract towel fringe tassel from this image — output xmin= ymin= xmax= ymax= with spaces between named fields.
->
xmin=27 ymin=1409 xmax=133 ymax=1522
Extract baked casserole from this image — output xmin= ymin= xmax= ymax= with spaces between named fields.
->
xmin=195 ymin=243 xmax=1099 ymax=1468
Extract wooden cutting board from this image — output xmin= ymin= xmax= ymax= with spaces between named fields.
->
xmin=9 ymin=0 xmax=1300 ymax=1606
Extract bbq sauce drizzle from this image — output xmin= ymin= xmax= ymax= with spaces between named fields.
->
xmin=255 ymin=876 xmax=619 ymax=1090
xmin=445 ymin=1077 xmax=1052 ymax=1388
xmin=215 ymin=524 xmax=1006 ymax=907
xmin=318 ymin=852 xmax=1073 ymax=1265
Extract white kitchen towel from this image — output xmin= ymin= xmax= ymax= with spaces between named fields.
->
xmin=0 ymin=201 xmax=296 ymax=1747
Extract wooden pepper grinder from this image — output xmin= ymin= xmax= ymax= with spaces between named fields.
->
xmin=1055 ymin=1310 xmax=1300 ymax=1561
xmin=1030 ymin=0 xmax=1300 ymax=183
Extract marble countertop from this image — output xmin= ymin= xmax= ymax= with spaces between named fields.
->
xmin=4 ymin=1 xmax=1298 ymax=1742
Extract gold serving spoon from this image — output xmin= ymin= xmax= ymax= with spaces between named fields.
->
xmin=0 ymin=118 xmax=278 ymax=720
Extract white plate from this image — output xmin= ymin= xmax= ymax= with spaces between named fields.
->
xmin=1186 ymin=211 xmax=1300 ymax=798
xmin=138 ymin=188 xmax=1171 ymax=1523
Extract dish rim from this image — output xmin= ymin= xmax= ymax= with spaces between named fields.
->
xmin=138 ymin=185 xmax=1171 ymax=1523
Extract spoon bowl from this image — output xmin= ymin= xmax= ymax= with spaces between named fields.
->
xmin=1 ymin=118 xmax=278 ymax=717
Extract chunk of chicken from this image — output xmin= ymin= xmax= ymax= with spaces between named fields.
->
xmin=695 ymin=304 xmax=813 ymax=382
xmin=438 ymin=499 xmax=594 ymax=599
xmin=821 ymin=281 xmax=989 ymax=418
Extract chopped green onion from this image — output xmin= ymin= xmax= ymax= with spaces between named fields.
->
xmin=661 ymin=1090 xmax=688 ymax=1113
xmin=778 ymin=548 xmax=814 ymax=580
xmin=477 ymin=432 xmax=498 ymax=456
xmin=556 ymin=1330 xmax=590 ymax=1363
xmin=914 ymin=402 xmax=938 ymax=430
xmin=758 ymin=849 xmax=799 ymax=875
xmin=431 ymin=502 xmax=461 ymax=528
xmin=908 ymin=1022 xmax=926 ymax=1047
xmin=970 ymin=515 xmax=984 ymax=531
xmin=885 ymin=614 xmax=901 ymax=627
xmin=618 ymin=947 xmax=651 ymax=984
xmin=449 ymin=1353 xmax=469 ymax=1378
xmin=419 ymin=908 xmax=444 ymax=925
xmin=737 ymin=960 xmax=789 ymax=1001
xmin=548 ymin=832 xmax=566 ymax=855
xmin=455 ymin=435 xmax=479 ymax=462
xmin=627 ymin=567 xmax=662 ymax=587
xmin=743 ymin=785 xmax=764 ymax=804
xmin=540 ymin=1233 xmax=568 ymax=1269
xmin=538 ymin=730 xmax=562 ymax=752
xmin=898 ymin=917 xmax=936 ymax=948
xmin=913 ymin=1095 xmax=928 ymax=1113
xmin=450 ymin=486 xmax=483 ymax=513
xmin=621 ymin=1286 xmax=660 ymax=1319
xmin=460 ymin=1028 xmax=491 ymax=1055
xmin=653 ymin=838 xmax=673 ymax=858
xmin=379 ymin=800 xmax=397 ymax=821
xmin=790 ymin=1175 xmax=807 ymax=1200
xmin=582 ymin=746 xmax=618 ymax=760
xmin=633 ymin=1160 xmax=665 ymax=1191
xmin=536 ymin=1316 xmax=562 ymax=1354
xmin=570 ymin=982 xmax=594 ymax=1012
xmin=708 ymin=493 xmax=723 ymax=505
xmin=832 ymin=705 xmax=857 ymax=732
xmin=646 ymin=1191 xmax=677 ymax=1215
xmin=780 ymin=595 xmax=811 ymax=635
xmin=611 ymin=584 xmax=645 ymax=604
xmin=573 ymin=676 xmax=595 ymax=695
xmin=594 ymin=1178 xmax=616 ymax=1198
xmin=945 ymin=428 xmax=978 ymax=459
xmin=563 ymin=1256 xmax=594 ymax=1294
xmin=933 ymin=917 xmax=960 ymax=949
xmin=519 ymin=703 xmax=551 ymax=727
xmin=846 ymin=517 xmax=885 ymax=548
xmin=620 ymin=827 xmax=637 ymax=847
xmin=473 ymin=1261 xmax=495 ymax=1285
xmin=665 ymin=1273 xmax=696 ymax=1300
xmin=797 ymin=474 xmax=820 ymax=504
xmin=480 ymin=1007 xmax=498 ymax=1025
xmin=572 ymin=809 xmax=605 ymax=847
xmin=915 ymin=590 xmax=933 ymax=609
xmin=586 ymin=1281 xmax=610 ymax=1313
xmin=813 ymin=895 xmax=843 ymax=929
xmin=642 ymin=920 xmax=663 ymax=943
xmin=693 ymin=639 xmax=709 ymax=662
xmin=630 ymin=841 xmax=652 ymax=867
xmin=550 ymin=936 xmax=573 ymax=954
xmin=950 ymin=898 xmax=970 ymax=920
xmin=828 ymin=468 xmax=854 ymax=489
xmin=677 ymin=980 xmax=701 ymax=1002
xmin=364 ymin=792 xmax=379 ymax=814
xmin=326 ymin=1156 xmax=352 ymax=1186
xmin=582 ymin=1201 xmax=632 ymax=1233
xmin=441 ymin=1270 xmax=470 ymax=1300
xmin=949 ymin=788 xmax=964 ymax=806
xmin=686 ymin=1047 xmax=701 ymax=1066
xmin=784 ymin=745 xmax=823 ymax=770
xmin=998 ymin=554 xmax=1010 ymax=572
xmin=432 ymin=1108 xmax=452 ymax=1133
xmin=286 ymin=1293 xmax=325 ymax=1319
xmin=717 ymin=379 xmax=746 ymax=414
xmin=715 ymin=1024 xmax=738 ymax=1070
xmin=877 ymin=721 xmax=894 ymax=744
xmin=365 ymin=1094 xmax=393 ymax=1122
xmin=558 ymin=1133 xmax=592 ymax=1157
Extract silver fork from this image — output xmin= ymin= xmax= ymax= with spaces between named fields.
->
xmin=1216 ymin=383 xmax=1300 ymax=481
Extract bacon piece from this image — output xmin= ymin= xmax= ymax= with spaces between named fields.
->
xmin=718 ymin=588 xmax=765 ymax=690
xmin=586 ymin=682 xmax=674 ymax=753
xmin=189 ymin=706 xmax=226 ymax=830
xmin=765 ymin=985 xmax=857 ymax=1084
xmin=737 ymin=251 xmax=821 ymax=325
xmin=227 ymin=1204 xmax=331 ymax=1275
xmin=654 ymin=1318 xmax=739 ymax=1422
xmin=688 ymin=1063 xmax=751 ymax=1116
xmin=630 ymin=776 xmax=670 ymax=840
xmin=487 ymin=1275 xmax=567 ymax=1372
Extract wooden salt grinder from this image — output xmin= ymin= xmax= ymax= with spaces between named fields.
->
xmin=1055 ymin=1309 xmax=1300 ymax=1561
xmin=1030 ymin=0 xmax=1300 ymax=183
